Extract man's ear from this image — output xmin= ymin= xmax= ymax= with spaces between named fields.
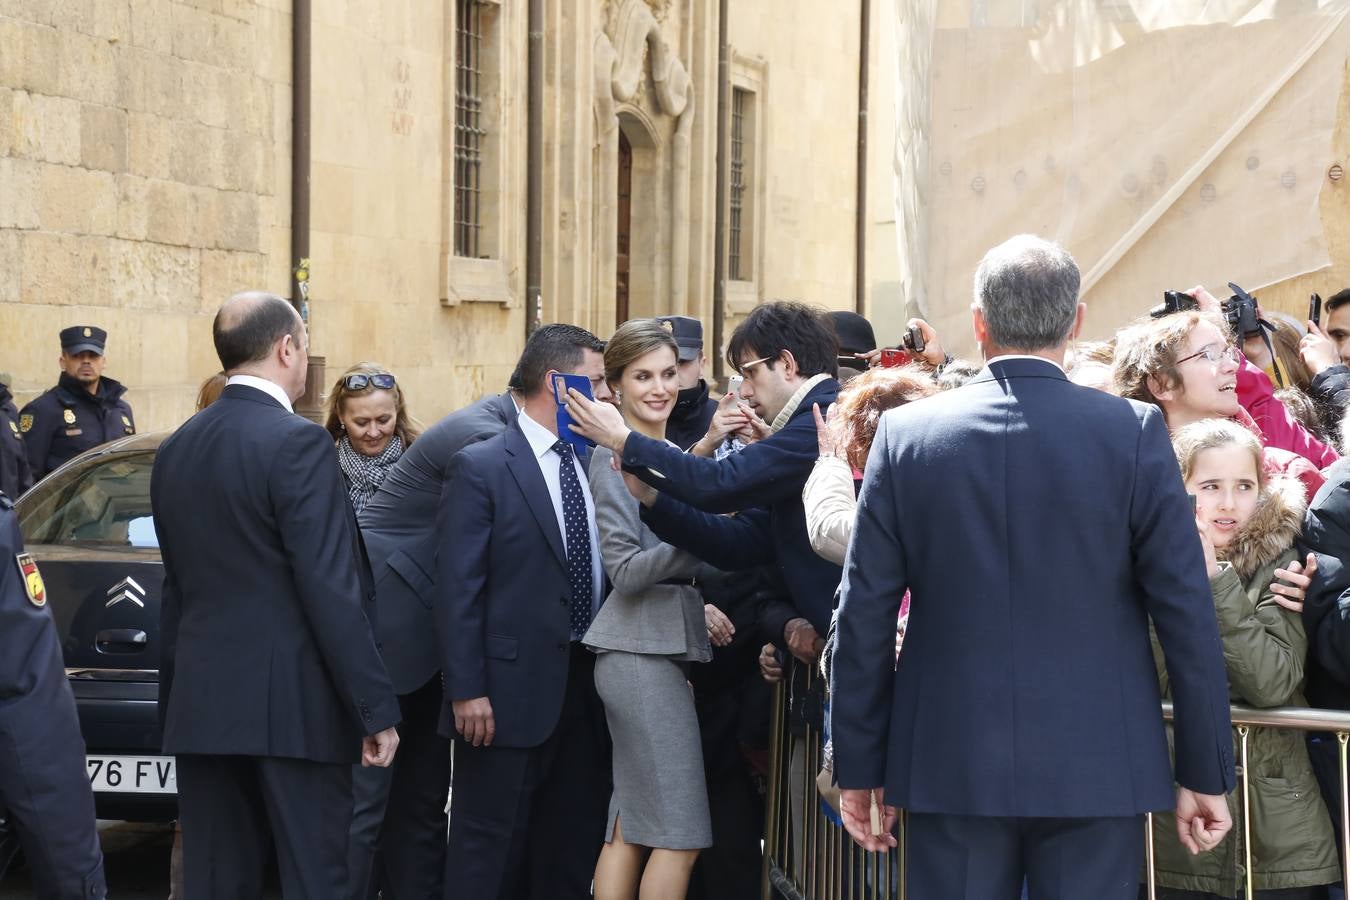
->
xmin=1070 ymin=302 xmax=1087 ymax=341
xmin=778 ymin=349 xmax=799 ymax=379
xmin=972 ymin=307 xmax=989 ymax=348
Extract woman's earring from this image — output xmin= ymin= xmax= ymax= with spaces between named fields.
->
xmin=615 ymin=391 xmax=623 ymax=403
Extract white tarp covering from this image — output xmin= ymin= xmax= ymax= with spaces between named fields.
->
xmin=893 ymin=0 xmax=1350 ymax=349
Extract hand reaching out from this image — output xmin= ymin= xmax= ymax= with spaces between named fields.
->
xmin=1269 ymin=553 xmax=1317 ymax=614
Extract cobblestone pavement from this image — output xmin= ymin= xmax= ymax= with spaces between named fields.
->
xmin=0 ymin=821 xmax=283 ymax=899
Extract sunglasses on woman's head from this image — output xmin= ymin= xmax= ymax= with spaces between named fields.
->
xmin=344 ymin=373 xmax=397 ymax=391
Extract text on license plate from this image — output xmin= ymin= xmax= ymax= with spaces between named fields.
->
xmin=86 ymin=755 xmax=176 ymax=794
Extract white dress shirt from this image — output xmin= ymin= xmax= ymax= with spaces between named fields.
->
xmin=986 ymin=354 xmax=1065 ymax=373
xmin=225 ymin=374 xmax=295 ymax=412
xmin=517 ymin=410 xmax=605 ymax=630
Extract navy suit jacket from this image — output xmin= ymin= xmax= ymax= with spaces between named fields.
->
xmin=151 ymin=384 xmax=400 ymax=764
xmin=358 ymin=392 xmax=516 ymax=693
xmin=435 ymin=418 xmax=581 ymax=748
xmin=831 ymin=358 xmax=1234 ymax=817
xmin=625 ymin=378 xmax=842 ymax=640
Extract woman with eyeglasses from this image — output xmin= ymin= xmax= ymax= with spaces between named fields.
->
xmin=1113 ymin=310 xmax=1326 ymax=504
xmin=323 ymin=363 xmax=421 ymax=514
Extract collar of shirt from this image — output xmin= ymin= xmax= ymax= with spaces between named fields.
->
xmin=771 ymin=372 xmax=831 ymax=433
xmin=517 ymin=407 xmax=561 ymax=459
xmin=226 ymin=375 xmax=295 ymax=412
xmin=986 ymin=354 xmax=1065 ymax=374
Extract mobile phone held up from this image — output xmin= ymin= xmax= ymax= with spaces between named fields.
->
xmin=1311 ymin=293 xmax=1323 ymax=328
xmin=552 ymin=373 xmax=596 ymax=450
xmin=726 ymin=374 xmax=745 ymax=399
xmin=877 ymin=348 xmax=910 ymax=368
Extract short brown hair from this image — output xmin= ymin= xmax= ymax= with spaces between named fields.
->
xmin=324 ymin=362 xmax=421 ymax=445
xmin=1113 ymin=311 xmax=1231 ymax=407
xmin=832 ymin=366 xmax=936 ymax=470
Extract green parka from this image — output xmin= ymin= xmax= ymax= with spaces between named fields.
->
xmin=1150 ymin=476 xmax=1339 ymax=897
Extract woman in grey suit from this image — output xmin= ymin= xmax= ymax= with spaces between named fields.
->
xmin=584 ymin=319 xmax=720 ymax=900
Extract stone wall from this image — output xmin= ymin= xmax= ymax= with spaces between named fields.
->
xmin=0 ymin=0 xmax=288 ymax=429
xmin=0 ymin=0 xmax=889 ymax=432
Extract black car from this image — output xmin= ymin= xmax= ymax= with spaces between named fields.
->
xmin=15 ymin=431 xmax=175 ymax=822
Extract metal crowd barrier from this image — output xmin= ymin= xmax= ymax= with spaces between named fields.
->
xmin=760 ymin=677 xmax=1350 ymax=900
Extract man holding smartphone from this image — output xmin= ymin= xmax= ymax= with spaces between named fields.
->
xmin=436 ymin=324 xmax=611 ymax=900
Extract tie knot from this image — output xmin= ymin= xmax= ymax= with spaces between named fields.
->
xmin=552 ymin=439 xmax=574 ymax=459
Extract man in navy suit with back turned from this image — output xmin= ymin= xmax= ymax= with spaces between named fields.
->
xmin=151 ymin=292 xmax=401 ymax=899
xmin=437 ymin=325 xmax=611 ymax=899
xmin=830 ymin=236 xmax=1236 ymax=898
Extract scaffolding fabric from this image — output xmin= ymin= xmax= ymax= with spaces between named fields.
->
xmin=893 ymin=0 xmax=1350 ymax=351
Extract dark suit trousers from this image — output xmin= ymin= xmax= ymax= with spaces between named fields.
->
xmin=177 ymin=753 xmax=352 ymax=900
xmin=348 ymin=674 xmax=451 ymax=900
xmin=444 ymin=645 xmax=611 ymax=900
xmin=907 ymin=813 xmax=1143 ymax=900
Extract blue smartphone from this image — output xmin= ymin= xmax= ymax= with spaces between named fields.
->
xmin=552 ymin=373 xmax=596 ymax=450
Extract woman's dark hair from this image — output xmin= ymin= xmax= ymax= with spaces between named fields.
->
xmin=212 ymin=292 xmax=302 ymax=372
xmin=508 ymin=323 xmax=605 ymax=396
xmin=603 ymin=320 xmax=679 ymax=387
xmin=726 ymin=301 xmax=839 ymax=378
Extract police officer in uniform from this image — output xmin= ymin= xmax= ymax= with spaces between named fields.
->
xmin=19 ymin=326 xmax=135 ymax=480
xmin=655 ymin=315 xmax=720 ymax=451
xmin=0 ymin=380 xmax=33 ymax=498
xmin=0 ymin=491 xmax=107 ymax=897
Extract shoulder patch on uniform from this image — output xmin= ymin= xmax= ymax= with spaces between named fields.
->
xmin=16 ymin=553 xmax=45 ymax=608
xmin=18 ymin=414 xmax=32 ymax=433
xmin=62 ymin=409 xmax=76 ymax=425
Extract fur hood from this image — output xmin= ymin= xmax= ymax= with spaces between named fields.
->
xmin=1217 ymin=474 xmax=1306 ymax=582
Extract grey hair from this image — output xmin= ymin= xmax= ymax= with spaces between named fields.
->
xmin=972 ymin=235 xmax=1081 ymax=352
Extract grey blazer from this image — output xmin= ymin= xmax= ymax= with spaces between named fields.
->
xmin=582 ymin=446 xmax=711 ymax=661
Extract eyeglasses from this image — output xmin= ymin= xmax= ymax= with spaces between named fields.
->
xmin=343 ymin=373 xmax=397 ymax=391
xmin=1175 ymin=345 xmax=1242 ymax=367
xmin=736 ymin=356 xmax=774 ymax=376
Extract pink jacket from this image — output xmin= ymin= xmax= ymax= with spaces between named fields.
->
xmin=1237 ymin=356 xmax=1339 ymax=469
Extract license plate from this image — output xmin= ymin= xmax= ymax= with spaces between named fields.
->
xmin=86 ymin=755 xmax=177 ymax=794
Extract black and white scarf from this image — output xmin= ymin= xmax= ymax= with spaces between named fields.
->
xmin=338 ymin=433 xmax=405 ymax=513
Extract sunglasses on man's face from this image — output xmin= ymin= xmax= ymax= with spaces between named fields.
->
xmin=344 ymin=373 xmax=397 ymax=391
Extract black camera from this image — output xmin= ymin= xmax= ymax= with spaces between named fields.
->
xmin=901 ymin=326 xmax=926 ymax=354
xmin=1149 ymin=290 xmax=1199 ymax=319
xmin=1223 ymin=282 xmax=1268 ymax=339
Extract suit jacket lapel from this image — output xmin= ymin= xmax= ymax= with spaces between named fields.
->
xmin=503 ymin=423 xmax=569 ymax=568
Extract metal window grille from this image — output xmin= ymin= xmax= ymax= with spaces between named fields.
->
xmin=454 ymin=0 xmax=485 ymax=258
xmin=729 ymin=88 xmax=748 ymax=281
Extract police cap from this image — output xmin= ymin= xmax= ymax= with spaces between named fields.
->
xmin=59 ymin=326 xmax=107 ymax=356
xmin=654 ymin=315 xmax=703 ymax=362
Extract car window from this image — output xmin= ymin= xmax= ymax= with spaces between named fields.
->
xmin=18 ymin=452 xmax=158 ymax=548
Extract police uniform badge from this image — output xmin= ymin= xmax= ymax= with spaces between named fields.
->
xmin=19 ymin=414 xmax=32 ymax=433
xmin=7 ymin=420 xmax=16 ymax=436
xmin=15 ymin=552 xmax=46 ymax=608
xmin=121 ymin=415 xmax=132 ymax=428
xmin=63 ymin=409 xmax=76 ymax=425
xmin=83 ymin=327 xmax=92 ymax=337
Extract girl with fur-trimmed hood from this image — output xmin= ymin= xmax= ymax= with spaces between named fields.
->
xmin=1149 ymin=418 xmax=1338 ymax=899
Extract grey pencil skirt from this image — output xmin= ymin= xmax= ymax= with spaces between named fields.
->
xmin=593 ymin=649 xmax=713 ymax=850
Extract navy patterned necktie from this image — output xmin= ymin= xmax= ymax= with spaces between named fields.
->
xmin=552 ymin=440 xmax=593 ymax=636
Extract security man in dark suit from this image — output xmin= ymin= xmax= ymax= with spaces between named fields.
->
xmin=347 ymin=327 xmax=613 ymax=900
xmin=19 ymin=326 xmax=135 ymax=480
xmin=655 ymin=315 xmax=720 ymax=450
xmin=438 ymin=323 xmax=611 ymax=900
xmin=0 ymin=492 xmax=106 ymax=897
xmin=0 ymin=381 xmax=33 ymax=498
xmin=151 ymin=292 xmax=401 ymax=899
xmin=831 ymin=235 xmax=1235 ymax=898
